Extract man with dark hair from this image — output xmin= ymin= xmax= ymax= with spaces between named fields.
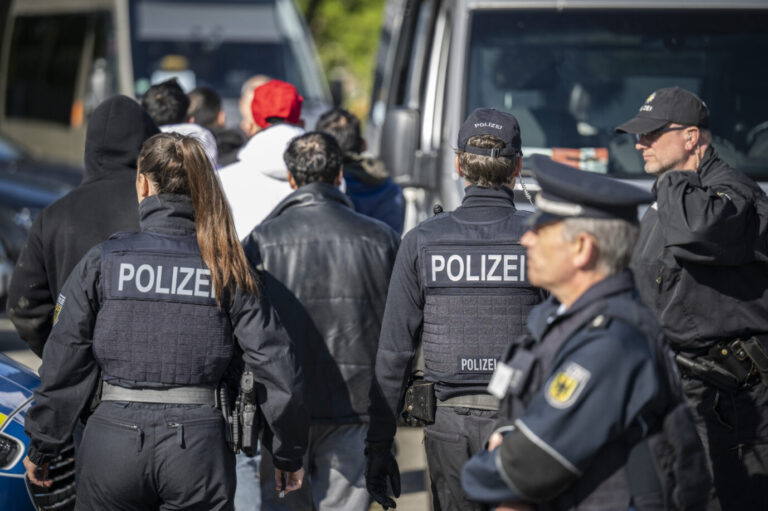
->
xmin=461 ymin=155 xmax=709 ymax=511
xmin=366 ymin=109 xmax=543 ymax=511
xmin=316 ymin=108 xmax=404 ymax=234
xmin=188 ymin=86 xmax=245 ymax=166
xmin=141 ymin=78 xmax=217 ymax=165
xmin=617 ymin=87 xmax=768 ymax=508
xmin=242 ymin=131 xmax=399 ymax=511
xmin=141 ymin=78 xmax=189 ymax=125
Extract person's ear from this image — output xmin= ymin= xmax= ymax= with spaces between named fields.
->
xmin=572 ymin=232 xmax=599 ymax=270
xmin=136 ymin=172 xmax=151 ymax=203
xmin=335 ymin=168 xmax=344 ymax=187
xmin=685 ymin=128 xmax=699 ymax=150
xmin=455 ymin=155 xmax=464 ymax=178
xmin=287 ymin=171 xmax=298 ymax=190
xmin=217 ymin=110 xmax=226 ymax=127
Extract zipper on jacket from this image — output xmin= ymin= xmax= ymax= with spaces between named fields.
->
xmin=655 ymin=268 xmax=663 ymax=292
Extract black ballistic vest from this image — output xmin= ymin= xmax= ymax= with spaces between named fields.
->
xmin=418 ymin=211 xmax=540 ymax=397
xmin=93 ymin=231 xmax=233 ymax=386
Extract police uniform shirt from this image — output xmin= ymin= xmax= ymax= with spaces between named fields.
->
xmin=462 ymin=271 xmax=667 ymax=505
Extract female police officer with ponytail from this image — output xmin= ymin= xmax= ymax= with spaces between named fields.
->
xmin=22 ymin=133 xmax=307 ymax=510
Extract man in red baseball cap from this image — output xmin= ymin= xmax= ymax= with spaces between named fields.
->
xmin=250 ymin=79 xmax=304 ymax=130
xmin=219 ymin=79 xmax=306 ymax=239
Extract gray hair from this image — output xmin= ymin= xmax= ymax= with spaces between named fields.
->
xmin=560 ymin=217 xmax=639 ymax=275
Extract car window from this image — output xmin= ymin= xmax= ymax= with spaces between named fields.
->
xmin=465 ymin=9 xmax=768 ymax=179
xmin=6 ymin=14 xmax=89 ymax=124
xmin=129 ymin=0 xmax=325 ymax=102
xmin=6 ymin=11 xmax=115 ymax=126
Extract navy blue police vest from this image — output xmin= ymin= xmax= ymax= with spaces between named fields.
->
xmin=92 ymin=231 xmax=233 ymax=386
xmin=417 ymin=209 xmax=540 ymax=395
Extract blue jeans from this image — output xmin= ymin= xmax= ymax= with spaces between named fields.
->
xmin=235 ymin=445 xmax=262 ymax=510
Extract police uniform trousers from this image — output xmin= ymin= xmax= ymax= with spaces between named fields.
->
xmin=681 ymin=376 xmax=768 ymax=510
xmin=424 ymin=407 xmax=498 ymax=511
xmin=74 ymin=401 xmax=235 ymax=511
xmin=258 ymin=423 xmax=368 ymax=511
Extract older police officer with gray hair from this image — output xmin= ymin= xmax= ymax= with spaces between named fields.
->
xmin=366 ymin=109 xmax=543 ymax=511
xmin=461 ymin=156 xmax=710 ymax=511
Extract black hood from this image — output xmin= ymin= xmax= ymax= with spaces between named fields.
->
xmin=83 ymin=95 xmax=159 ymax=184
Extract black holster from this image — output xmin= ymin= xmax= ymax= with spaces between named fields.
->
xmin=401 ymin=373 xmax=436 ymax=426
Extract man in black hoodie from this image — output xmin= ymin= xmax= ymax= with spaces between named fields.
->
xmin=7 ymin=95 xmax=159 ymax=357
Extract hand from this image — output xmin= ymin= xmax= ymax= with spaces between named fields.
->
xmin=23 ymin=456 xmax=52 ymax=487
xmin=488 ymin=432 xmax=504 ymax=451
xmin=365 ymin=442 xmax=401 ymax=509
xmin=274 ymin=467 xmax=304 ymax=495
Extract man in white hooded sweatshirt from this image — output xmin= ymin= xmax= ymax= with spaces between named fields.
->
xmin=219 ymin=79 xmax=306 ymax=239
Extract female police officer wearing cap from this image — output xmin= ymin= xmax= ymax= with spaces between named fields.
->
xmin=22 ymin=133 xmax=307 ymax=510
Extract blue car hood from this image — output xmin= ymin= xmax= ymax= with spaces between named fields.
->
xmin=0 ymin=354 xmax=39 ymax=430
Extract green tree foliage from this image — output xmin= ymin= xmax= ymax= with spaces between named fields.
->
xmin=296 ymin=0 xmax=386 ymax=119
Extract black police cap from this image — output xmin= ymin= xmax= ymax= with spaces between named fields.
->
xmin=616 ymin=87 xmax=710 ymax=134
xmin=458 ymin=108 xmax=521 ymax=158
xmin=528 ymin=154 xmax=654 ymax=227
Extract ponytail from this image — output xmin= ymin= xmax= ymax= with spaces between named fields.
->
xmin=137 ymin=132 xmax=257 ymax=306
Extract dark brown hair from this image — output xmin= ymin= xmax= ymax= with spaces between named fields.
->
xmin=137 ymin=132 xmax=257 ymax=305
xmin=456 ymin=134 xmax=519 ymax=187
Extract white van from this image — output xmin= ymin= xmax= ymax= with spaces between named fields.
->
xmin=0 ymin=0 xmax=331 ymax=165
xmin=368 ymin=0 xmax=768 ymax=230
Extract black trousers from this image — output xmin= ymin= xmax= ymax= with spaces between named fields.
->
xmin=74 ymin=401 xmax=235 ymax=511
xmin=682 ymin=377 xmax=768 ymax=511
xmin=424 ymin=406 xmax=498 ymax=511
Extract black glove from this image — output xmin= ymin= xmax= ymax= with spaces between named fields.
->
xmin=365 ymin=441 xmax=401 ymax=509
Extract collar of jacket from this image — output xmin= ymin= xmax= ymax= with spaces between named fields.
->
xmin=265 ymin=181 xmax=354 ymax=221
xmin=651 ymin=145 xmax=718 ymax=195
xmin=527 ymin=270 xmax=635 ymax=339
xmin=138 ymin=194 xmax=196 ymax=236
xmin=461 ymin=185 xmax=517 ymax=208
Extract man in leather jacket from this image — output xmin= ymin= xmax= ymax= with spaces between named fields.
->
xmin=617 ymin=87 xmax=768 ymax=509
xmin=242 ymin=131 xmax=399 ymax=511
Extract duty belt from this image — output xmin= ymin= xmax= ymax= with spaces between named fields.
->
xmin=437 ymin=394 xmax=499 ymax=411
xmin=101 ymin=381 xmax=216 ymax=405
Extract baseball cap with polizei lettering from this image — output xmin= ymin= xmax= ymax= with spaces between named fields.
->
xmin=457 ymin=108 xmax=522 ymax=158
xmin=615 ymin=86 xmax=710 ymax=135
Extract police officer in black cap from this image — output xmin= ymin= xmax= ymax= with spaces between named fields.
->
xmin=618 ymin=87 xmax=768 ymax=509
xmin=365 ymin=109 xmax=543 ymax=510
xmin=461 ymin=155 xmax=710 ymax=511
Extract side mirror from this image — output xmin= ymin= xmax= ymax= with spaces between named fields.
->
xmin=330 ymin=79 xmax=343 ymax=107
xmin=380 ymin=108 xmax=437 ymax=188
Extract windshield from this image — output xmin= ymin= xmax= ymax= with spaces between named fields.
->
xmin=129 ymin=0 xmax=327 ymax=102
xmin=466 ymin=9 xmax=768 ymax=179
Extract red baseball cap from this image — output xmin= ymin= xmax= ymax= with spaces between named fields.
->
xmin=251 ymin=79 xmax=303 ymax=129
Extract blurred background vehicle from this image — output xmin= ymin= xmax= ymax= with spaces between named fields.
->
xmin=367 ymin=0 xmax=768 ymax=230
xmin=0 ymin=0 xmax=334 ymax=166
xmin=0 ymin=134 xmax=80 ymax=309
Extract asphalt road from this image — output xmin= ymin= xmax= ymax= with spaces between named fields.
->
xmin=0 ymin=313 xmax=430 ymax=509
